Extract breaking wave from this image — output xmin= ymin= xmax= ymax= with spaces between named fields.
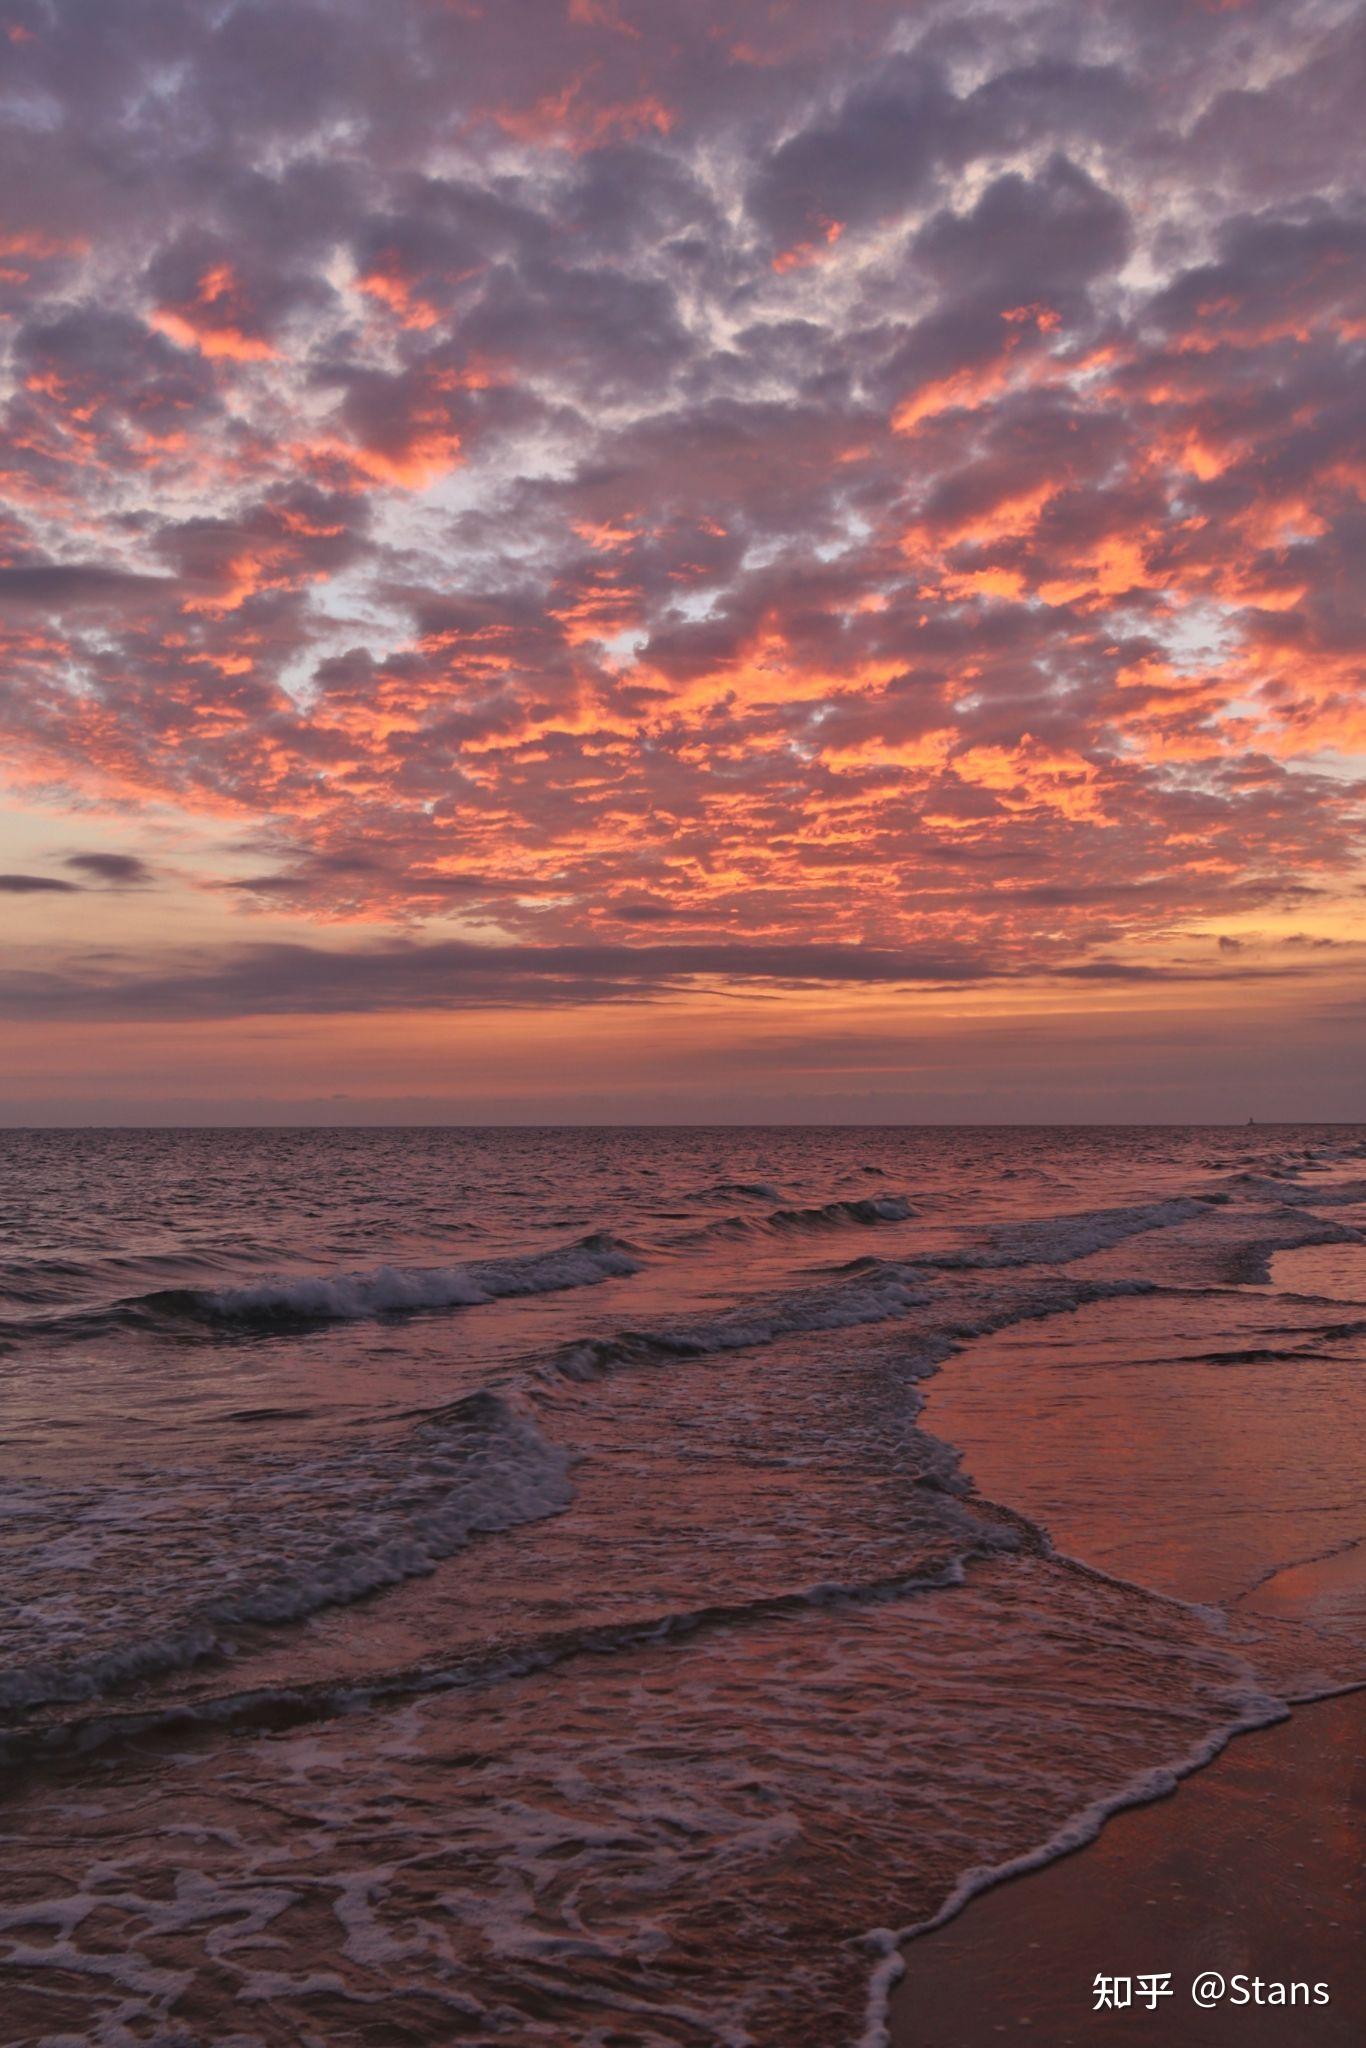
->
xmin=1 ymin=1231 xmax=641 ymax=1341
xmin=180 ymin=1230 xmax=641 ymax=1325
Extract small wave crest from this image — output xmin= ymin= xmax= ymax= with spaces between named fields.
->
xmin=681 ymin=1179 xmax=784 ymax=1205
xmin=548 ymin=1263 xmax=933 ymax=1380
xmin=925 ymin=1196 xmax=1213 ymax=1270
xmin=676 ymin=1193 xmax=915 ymax=1247
xmin=541 ymin=1265 xmax=1150 ymax=1385
xmin=1217 ymin=1171 xmax=1366 ymax=1210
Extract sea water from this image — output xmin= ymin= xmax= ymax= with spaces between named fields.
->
xmin=0 ymin=1125 xmax=1362 ymax=2044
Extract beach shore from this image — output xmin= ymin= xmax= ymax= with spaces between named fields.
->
xmin=890 ymin=1687 xmax=1363 ymax=2047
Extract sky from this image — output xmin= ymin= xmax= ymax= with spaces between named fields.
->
xmin=0 ymin=0 xmax=1362 ymax=1124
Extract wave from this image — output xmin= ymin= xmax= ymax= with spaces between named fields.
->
xmin=767 ymin=1194 xmax=915 ymax=1233
xmin=8 ymin=1170 xmax=1341 ymax=1738
xmin=675 ymin=1193 xmax=915 ymax=1246
xmin=548 ymin=1263 xmax=934 ymax=1379
xmin=2 ymin=1231 xmax=640 ymax=1340
xmin=1079 ymin=1202 xmax=1363 ymax=1288
xmin=1216 ymin=1172 xmax=1366 ymax=1210
xmin=0 ymin=1243 xmax=274 ymax=1316
xmin=0 ymin=1255 xmax=1153 ymax=1729
xmin=546 ymin=1264 xmax=1154 ymax=1384
xmin=922 ymin=1196 xmax=1214 ymax=1270
xmin=182 ymin=1231 xmax=641 ymax=1325
xmin=0 ymin=1390 xmax=572 ymax=1717
xmin=0 ymin=1554 xmax=1010 ymax=1773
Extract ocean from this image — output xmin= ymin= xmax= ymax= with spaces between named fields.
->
xmin=1 ymin=1125 xmax=1363 ymax=2045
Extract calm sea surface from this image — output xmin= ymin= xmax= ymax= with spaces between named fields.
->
xmin=1 ymin=1126 xmax=1363 ymax=2044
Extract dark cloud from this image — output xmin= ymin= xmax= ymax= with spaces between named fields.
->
xmin=64 ymin=853 xmax=155 ymax=886
xmin=912 ymin=155 xmax=1131 ymax=308
xmin=0 ymin=930 xmax=1333 ymax=1024
xmin=0 ymin=936 xmax=998 ymax=1021
xmin=0 ymin=566 xmax=172 ymax=607
xmin=0 ymin=874 xmax=81 ymax=894
xmin=746 ymin=57 xmax=956 ymax=249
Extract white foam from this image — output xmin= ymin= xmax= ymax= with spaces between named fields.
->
xmin=935 ymin=1196 xmax=1211 ymax=1270
xmin=550 ymin=1264 xmax=933 ymax=1379
xmin=853 ymin=1687 xmax=1289 ymax=2048
xmin=195 ymin=1232 xmax=639 ymax=1323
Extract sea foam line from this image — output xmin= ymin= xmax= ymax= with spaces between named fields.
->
xmin=0 ymin=1557 xmax=991 ymax=1773
xmin=852 ymin=1685 xmax=1293 ymax=2048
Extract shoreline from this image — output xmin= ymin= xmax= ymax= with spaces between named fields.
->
xmin=883 ymin=1686 xmax=1363 ymax=2047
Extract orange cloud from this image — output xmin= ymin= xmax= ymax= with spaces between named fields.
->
xmin=150 ymin=263 xmax=278 ymax=361
xmin=772 ymin=219 xmax=844 ymax=274
xmin=493 ymin=74 xmax=673 ymax=150
xmin=955 ymin=739 xmax=1109 ymax=822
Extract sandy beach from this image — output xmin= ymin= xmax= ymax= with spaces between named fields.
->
xmin=890 ymin=1687 xmax=1364 ymax=2047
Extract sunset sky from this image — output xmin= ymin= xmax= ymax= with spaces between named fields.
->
xmin=1 ymin=0 xmax=1362 ymax=1123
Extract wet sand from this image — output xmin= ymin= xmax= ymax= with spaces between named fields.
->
xmin=890 ymin=1688 xmax=1364 ymax=2048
